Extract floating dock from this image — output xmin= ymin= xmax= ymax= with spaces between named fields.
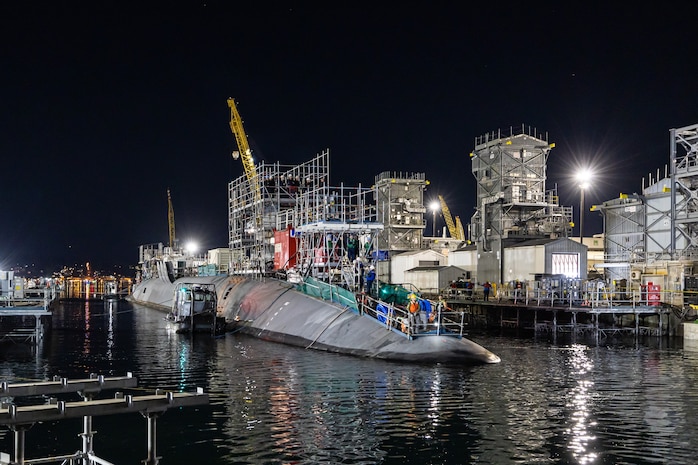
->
xmin=0 ymin=289 xmax=55 ymax=345
xmin=0 ymin=373 xmax=209 ymax=465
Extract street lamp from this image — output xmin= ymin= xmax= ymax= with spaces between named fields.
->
xmin=576 ymin=169 xmax=592 ymax=243
xmin=430 ymin=201 xmax=440 ymax=237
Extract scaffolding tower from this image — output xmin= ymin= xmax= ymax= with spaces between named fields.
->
xmin=228 ymin=150 xmax=329 ymax=273
xmin=670 ymin=123 xmax=698 ymax=260
xmin=469 ymin=124 xmax=572 ymax=282
xmin=373 ymin=171 xmax=428 ymax=253
xmin=228 ymin=150 xmax=382 ymax=286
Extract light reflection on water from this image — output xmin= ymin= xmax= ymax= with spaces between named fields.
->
xmin=1 ymin=301 xmax=698 ymax=464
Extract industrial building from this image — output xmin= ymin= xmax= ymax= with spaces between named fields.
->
xmin=221 ymin=97 xmax=698 ymax=325
xmin=593 ymin=122 xmax=698 ymax=313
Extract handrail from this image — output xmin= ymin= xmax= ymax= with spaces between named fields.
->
xmin=356 ymin=293 xmax=466 ymax=339
xmin=445 ymin=284 xmax=677 ymax=312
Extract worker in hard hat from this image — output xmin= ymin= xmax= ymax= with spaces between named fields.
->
xmin=407 ymin=294 xmax=420 ymax=334
xmin=365 ymin=265 xmax=376 ymax=296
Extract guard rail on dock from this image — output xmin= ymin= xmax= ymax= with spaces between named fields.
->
xmin=357 ymin=294 xmax=468 ymax=339
xmin=0 ymin=292 xmax=55 ymax=345
xmin=442 ymin=288 xmax=677 ymax=337
xmin=0 ymin=373 xmax=209 ymax=465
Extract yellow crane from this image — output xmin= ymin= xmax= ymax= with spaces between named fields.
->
xmin=438 ymin=195 xmax=464 ymax=240
xmin=455 ymin=216 xmax=466 ymax=241
xmin=227 ymin=98 xmax=262 ymax=205
xmin=167 ymin=188 xmax=176 ymax=249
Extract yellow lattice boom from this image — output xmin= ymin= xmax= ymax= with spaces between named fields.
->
xmin=227 ymin=98 xmax=262 ymax=205
xmin=438 ymin=195 xmax=463 ymax=240
xmin=455 ymin=216 xmax=465 ymax=241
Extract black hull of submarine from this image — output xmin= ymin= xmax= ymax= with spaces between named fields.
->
xmin=129 ymin=276 xmax=501 ymax=365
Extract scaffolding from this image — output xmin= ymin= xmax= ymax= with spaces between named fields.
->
xmin=228 ymin=150 xmax=328 ymax=273
xmin=470 ymin=125 xmax=571 ymax=243
xmin=671 ymin=123 xmax=698 ymax=260
xmin=470 ymin=124 xmax=573 ymax=283
xmin=228 ymin=149 xmax=382 ymax=287
xmin=374 ymin=171 xmax=428 ymax=252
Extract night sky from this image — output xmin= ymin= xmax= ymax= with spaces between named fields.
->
xmin=2 ymin=3 xmax=697 ymax=275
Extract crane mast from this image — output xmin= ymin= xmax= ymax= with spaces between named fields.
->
xmin=227 ymin=98 xmax=262 ymax=206
xmin=438 ymin=195 xmax=463 ymax=240
xmin=167 ymin=189 xmax=176 ymax=249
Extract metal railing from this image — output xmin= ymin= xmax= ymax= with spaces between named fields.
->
xmin=446 ymin=284 xmax=678 ymax=312
xmin=356 ymin=294 xmax=467 ymax=339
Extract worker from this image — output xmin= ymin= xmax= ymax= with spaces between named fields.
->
xmin=365 ymin=265 xmax=376 ymax=296
xmin=346 ymin=234 xmax=358 ymax=261
xmin=419 ymin=298 xmax=432 ymax=331
xmin=407 ymin=293 xmax=420 ymax=333
xmin=483 ymin=281 xmax=491 ymax=301
xmin=465 ymin=279 xmax=473 ymax=299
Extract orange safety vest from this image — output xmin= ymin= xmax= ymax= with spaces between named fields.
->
xmin=408 ymin=300 xmax=420 ymax=314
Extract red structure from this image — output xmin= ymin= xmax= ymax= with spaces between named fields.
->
xmin=646 ymin=282 xmax=661 ymax=306
xmin=273 ymin=227 xmax=298 ymax=271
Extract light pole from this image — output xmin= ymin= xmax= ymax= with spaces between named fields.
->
xmin=576 ymin=170 xmax=592 ymax=243
xmin=430 ymin=201 xmax=440 ymax=237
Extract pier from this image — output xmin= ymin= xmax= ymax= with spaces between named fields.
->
xmin=60 ymin=276 xmax=133 ymax=301
xmin=0 ymin=373 xmax=209 ymax=465
xmin=0 ymin=288 xmax=56 ymax=344
xmin=444 ymin=287 xmax=678 ymax=338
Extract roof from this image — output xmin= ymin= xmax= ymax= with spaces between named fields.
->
xmin=406 ymin=265 xmax=465 ymax=273
xmin=504 ymin=237 xmax=582 ymax=248
xmin=393 ymin=249 xmax=446 ymax=258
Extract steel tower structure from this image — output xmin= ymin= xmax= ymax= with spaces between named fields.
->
xmin=469 ymin=124 xmax=572 ymax=283
xmin=670 ymin=123 xmax=698 ymax=260
xmin=374 ymin=171 xmax=428 ymax=253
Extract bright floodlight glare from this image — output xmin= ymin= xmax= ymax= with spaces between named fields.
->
xmin=576 ymin=169 xmax=592 ymax=189
xmin=185 ymin=241 xmax=198 ymax=253
xmin=430 ymin=201 xmax=440 ymax=212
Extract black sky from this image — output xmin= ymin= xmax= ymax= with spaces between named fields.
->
xmin=2 ymin=3 xmax=698 ymax=275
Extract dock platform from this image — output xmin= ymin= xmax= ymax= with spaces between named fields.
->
xmin=0 ymin=294 xmax=54 ymax=344
xmin=445 ymin=292 xmax=677 ymax=337
xmin=0 ymin=373 xmax=209 ymax=465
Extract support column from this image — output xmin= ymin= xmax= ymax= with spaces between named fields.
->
xmin=143 ymin=412 xmax=161 ymax=465
xmin=79 ymin=391 xmax=96 ymax=460
xmin=34 ymin=315 xmax=41 ymax=343
xmin=81 ymin=413 xmax=94 ymax=458
xmin=595 ymin=313 xmax=599 ymax=343
xmin=11 ymin=424 xmax=31 ymax=465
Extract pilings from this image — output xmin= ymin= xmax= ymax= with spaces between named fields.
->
xmin=0 ymin=307 xmax=52 ymax=344
xmin=449 ymin=298 xmax=674 ymax=338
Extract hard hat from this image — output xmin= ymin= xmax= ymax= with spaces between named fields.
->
xmin=369 ymin=265 xmax=375 ymax=270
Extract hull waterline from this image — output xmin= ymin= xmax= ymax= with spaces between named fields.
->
xmin=129 ymin=276 xmax=500 ymax=365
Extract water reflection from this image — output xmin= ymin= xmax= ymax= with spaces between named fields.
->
xmin=3 ymin=304 xmax=698 ymax=464
xmin=563 ymin=344 xmax=597 ymax=464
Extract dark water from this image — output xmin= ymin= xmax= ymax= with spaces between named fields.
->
xmin=2 ymin=299 xmax=698 ymax=464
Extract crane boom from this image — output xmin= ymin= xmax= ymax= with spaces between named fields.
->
xmin=455 ymin=216 xmax=466 ymax=242
xmin=167 ymin=189 xmax=176 ymax=249
xmin=438 ymin=195 xmax=463 ymax=240
xmin=227 ymin=98 xmax=261 ymax=205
